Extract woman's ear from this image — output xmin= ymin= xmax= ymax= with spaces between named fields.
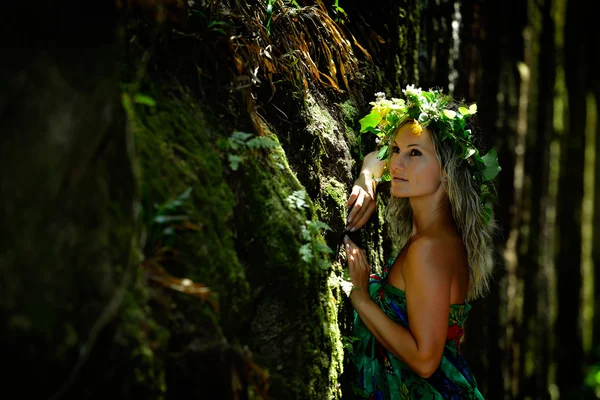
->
xmin=441 ymin=169 xmax=448 ymax=183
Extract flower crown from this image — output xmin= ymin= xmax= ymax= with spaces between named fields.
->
xmin=358 ymin=85 xmax=501 ymax=225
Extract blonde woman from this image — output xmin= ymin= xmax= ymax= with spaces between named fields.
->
xmin=344 ymin=87 xmax=500 ymax=399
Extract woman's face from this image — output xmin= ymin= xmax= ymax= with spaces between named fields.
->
xmin=389 ymin=122 xmax=444 ymax=198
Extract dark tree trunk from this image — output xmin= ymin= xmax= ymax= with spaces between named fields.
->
xmin=461 ymin=1 xmax=526 ymax=398
xmin=517 ymin=1 xmax=555 ymax=398
xmin=0 ymin=2 xmax=140 ymax=398
xmin=555 ymin=0 xmax=588 ymax=397
xmin=590 ymin=4 xmax=600 ymax=356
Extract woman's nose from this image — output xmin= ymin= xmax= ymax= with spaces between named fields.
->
xmin=391 ymin=155 xmax=405 ymax=171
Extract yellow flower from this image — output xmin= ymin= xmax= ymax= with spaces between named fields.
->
xmin=410 ymin=121 xmax=423 ymax=136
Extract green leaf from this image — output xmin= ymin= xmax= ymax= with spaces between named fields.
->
xmin=359 ymin=112 xmax=382 ymax=133
xmin=300 ymin=225 xmax=311 ymax=242
xmin=464 ymin=148 xmax=476 ymax=159
xmin=246 ymin=136 xmax=279 ymax=149
xmin=314 ymin=242 xmax=333 ymax=254
xmin=228 ymin=154 xmax=244 ymax=171
xmin=309 ymin=220 xmax=333 ymax=233
xmin=178 ymin=187 xmax=193 ymax=201
xmin=480 ymin=184 xmax=491 ymax=204
xmin=482 ymin=205 xmax=492 ymax=226
xmin=134 ymin=94 xmax=156 ymax=106
xmin=232 ymin=131 xmax=253 ymax=142
xmin=458 ymin=106 xmax=470 ymax=116
xmin=153 ymin=215 xmax=187 ymax=224
xmin=481 ymin=149 xmax=502 ymax=181
xmin=377 ymin=145 xmax=389 ymax=160
xmin=287 ymin=190 xmax=308 ymax=210
xmin=443 ymin=109 xmax=456 ymax=119
xmin=317 ymin=258 xmax=331 ymax=270
xmin=299 ymin=243 xmax=314 ymax=263
xmin=363 ymin=126 xmax=381 ymax=136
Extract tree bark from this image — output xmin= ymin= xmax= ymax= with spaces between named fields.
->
xmin=555 ymin=0 xmax=588 ymax=397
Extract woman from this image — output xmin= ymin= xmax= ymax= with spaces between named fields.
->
xmin=344 ymin=86 xmax=500 ymax=399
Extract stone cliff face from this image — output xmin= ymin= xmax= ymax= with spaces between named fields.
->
xmin=2 ymin=1 xmax=462 ymax=398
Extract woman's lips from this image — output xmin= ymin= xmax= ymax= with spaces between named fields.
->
xmin=393 ymin=177 xmax=408 ymax=182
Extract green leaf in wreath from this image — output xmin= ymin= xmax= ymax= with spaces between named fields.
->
xmin=443 ymin=109 xmax=456 ymax=119
xmin=458 ymin=106 xmax=470 ymax=116
xmin=359 ymin=111 xmax=382 ymax=133
xmin=377 ymin=145 xmax=389 ymax=160
xmin=481 ymin=149 xmax=502 ymax=181
xmin=482 ymin=205 xmax=492 ymax=226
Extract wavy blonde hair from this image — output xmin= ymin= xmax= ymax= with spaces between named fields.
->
xmin=385 ymin=119 xmax=496 ymax=300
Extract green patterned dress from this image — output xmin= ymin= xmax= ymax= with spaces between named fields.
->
xmin=352 ymin=258 xmax=484 ymax=399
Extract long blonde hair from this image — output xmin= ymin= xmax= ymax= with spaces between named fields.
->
xmin=385 ymin=120 xmax=495 ymax=300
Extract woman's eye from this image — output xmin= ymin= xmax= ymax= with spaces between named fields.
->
xmin=392 ymin=145 xmax=400 ymax=154
xmin=410 ymin=149 xmax=422 ymax=156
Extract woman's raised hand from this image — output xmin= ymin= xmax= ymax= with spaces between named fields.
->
xmin=346 ymin=151 xmax=386 ymax=232
xmin=346 ymin=173 xmax=377 ymax=232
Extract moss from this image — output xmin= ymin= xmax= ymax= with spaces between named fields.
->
xmin=338 ymin=100 xmax=360 ymax=147
xmin=114 ymin=277 xmax=169 ymax=398
xmin=230 ymin=123 xmax=342 ymax=399
xmin=126 ymin=81 xmax=262 ymax=397
xmin=127 ymin=80 xmax=345 ymax=398
xmin=133 ymin=83 xmax=251 ymax=331
xmin=306 ymin=94 xmax=338 ymax=138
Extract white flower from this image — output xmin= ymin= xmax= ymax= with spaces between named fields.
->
xmin=403 ymin=84 xmax=422 ymax=96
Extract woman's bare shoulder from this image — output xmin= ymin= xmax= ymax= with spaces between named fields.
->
xmin=405 ymin=231 xmax=466 ymax=277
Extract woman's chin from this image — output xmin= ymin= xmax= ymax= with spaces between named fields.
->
xmin=390 ymin=189 xmax=409 ymax=198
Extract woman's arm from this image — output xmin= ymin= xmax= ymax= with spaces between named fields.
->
xmin=346 ymin=151 xmax=387 ymax=231
xmin=347 ymin=237 xmax=452 ymax=378
xmin=360 ymin=151 xmax=387 ymax=182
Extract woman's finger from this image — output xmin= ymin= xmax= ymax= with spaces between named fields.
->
xmin=348 ymin=194 xmax=369 ymax=230
xmin=347 ymin=190 xmax=365 ymax=225
xmin=348 ymin=252 xmax=355 ymax=271
xmin=350 ymin=201 xmax=376 ymax=231
xmin=347 ymin=186 xmax=360 ymax=207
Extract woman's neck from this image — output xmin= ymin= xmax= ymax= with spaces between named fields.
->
xmin=409 ymin=191 xmax=453 ymax=235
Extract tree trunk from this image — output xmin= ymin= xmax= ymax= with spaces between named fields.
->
xmin=0 ymin=2 xmax=146 ymax=397
xmin=517 ymin=1 xmax=555 ymax=398
xmin=555 ymin=0 xmax=588 ymax=397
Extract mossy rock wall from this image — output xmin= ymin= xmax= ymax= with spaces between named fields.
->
xmin=0 ymin=0 xmax=462 ymax=398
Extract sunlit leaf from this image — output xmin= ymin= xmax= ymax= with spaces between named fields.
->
xmin=359 ymin=111 xmax=382 ymax=133
xmin=469 ymin=104 xmax=478 ymax=114
xmin=443 ymin=109 xmax=456 ymax=119
xmin=377 ymin=145 xmax=389 ymax=160
xmin=458 ymin=106 xmax=470 ymax=116
xmin=464 ymin=148 xmax=476 ymax=159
